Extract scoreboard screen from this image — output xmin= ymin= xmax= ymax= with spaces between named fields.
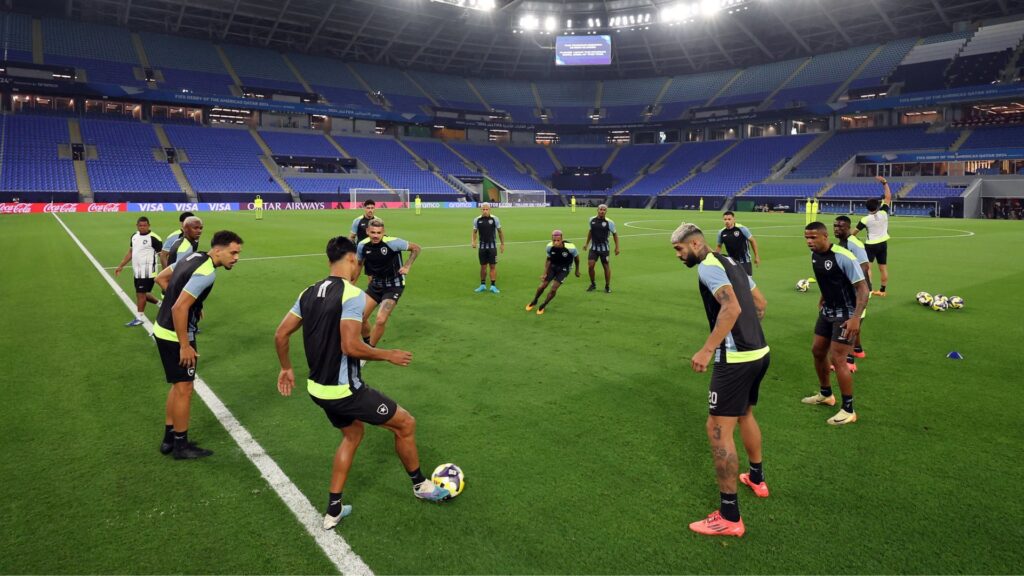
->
xmin=555 ymin=36 xmax=612 ymax=66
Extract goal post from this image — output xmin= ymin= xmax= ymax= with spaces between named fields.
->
xmin=501 ymin=189 xmax=548 ymax=206
xmin=351 ymin=188 xmax=410 ymax=209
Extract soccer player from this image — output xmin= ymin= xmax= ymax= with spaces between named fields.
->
xmin=356 ymin=218 xmax=420 ymax=346
xmin=274 ymin=236 xmax=450 ymax=530
xmin=160 ymin=211 xmax=195 ymax=269
xmin=801 ymin=222 xmax=869 ymax=426
xmin=349 ymin=199 xmax=376 ymax=243
xmin=852 ymin=175 xmax=892 ymax=297
xmin=526 ymin=230 xmax=579 ymax=315
xmin=164 ymin=216 xmax=203 ymax=267
xmin=471 ymin=202 xmax=505 ymax=293
xmin=114 ymin=216 xmax=163 ymax=327
xmin=152 ymin=230 xmax=243 ymax=459
xmin=671 ymin=222 xmax=770 ymax=538
xmin=414 ymin=194 xmax=422 ymax=215
xmin=583 ymin=204 xmax=620 ymax=293
xmin=570 ymin=195 xmax=577 ymax=214
xmin=834 ymin=216 xmax=870 ymax=369
xmin=254 ymin=195 xmax=263 ymax=221
xmin=715 ymin=211 xmax=760 ymax=276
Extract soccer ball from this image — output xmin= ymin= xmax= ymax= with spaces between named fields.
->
xmin=948 ymin=296 xmax=964 ymax=309
xmin=916 ymin=292 xmax=933 ymax=306
xmin=431 ymin=463 xmax=465 ymax=499
xmin=796 ymin=279 xmax=810 ymax=292
xmin=931 ymin=298 xmax=949 ymax=312
xmin=933 ymin=294 xmax=948 ymax=306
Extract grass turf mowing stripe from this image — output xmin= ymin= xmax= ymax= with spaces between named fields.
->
xmin=52 ymin=213 xmax=373 ymax=576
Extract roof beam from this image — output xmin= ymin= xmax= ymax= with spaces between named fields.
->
xmin=816 ymin=0 xmax=853 ymax=46
xmin=220 ymin=0 xmax=243 ymax=40
xmin=407 ymin=24 xmax=447 ymax=66
xmin=868 ymin=0 xmax=899 ymax=36
xmin=509 ymin=43 xmax=525 ymax=76
xmin=264 ymin=0 xmax=293 ymax=46
xmin=770 ymin=6 xmax=812 ymax=53
xmin=374 ymin=20 xmax=412 ymax=63
xmin=929 ymin=0 xmax=950 ymax=27
xmin=475 ymin=35 xmax=498 ymax=74
xmin=443 ymin=28 xmax=473 ymax=69
xmin=174 ymin=1 xmax=187 ymax=33
xmin=709 ymin=25 xmax=736 ymax=66
xmin=121 ymin=0 xmax=133 ymax=25
xmin=340 ymin=8 xmax=377 ymax=59
xmin=732 ymin=17 xmax=773 ymax=59
xmin=996 ymin=0 xmax=1009 ymax=15
xmin=304 ymin=2 xmax=336 ymax=51
xmin=675 ymin=36 xmax=697 ymax=71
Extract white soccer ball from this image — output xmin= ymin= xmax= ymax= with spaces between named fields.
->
xmin=796 ymin=279 xmax=810 ymax=292
xmin=931 ymin=298 xmax=949 ymax=312
xmin=431 ymin=463 xmax=465 ymax=500
xmin=916 ymin=292 xmax=933 ymax=306
xmin=948 ymin=296 xmax=964 ymax=309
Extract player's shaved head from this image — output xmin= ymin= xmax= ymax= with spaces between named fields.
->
xmin=671 ymin=222 xmax=703 ymax=245
xmin=671 ymin=222 xmax=708 ymax=268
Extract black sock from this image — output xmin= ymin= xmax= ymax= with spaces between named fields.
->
xmin=720 ymin=492 xmax=740 ymax=522
xmin=173 ymin=430 xmax=188 ymax=449
xmin=748 ymin=462 xmax=764 ymax=485
xmin=854 ymin=345 xmax=863 ymax=353
xmin=480 ymin=280 xmax=486 ymax=285
xmin=842 ymin=395 xmax=854 ymax=413
xmin=163 ymin=424 xmax=174 ymax=443
xmin=490 ymin=281 xmax=497 ymax=287
xmin=362 ymin=336 xmax=371 ymax=345
xmin=880 ymin=285 xmax=887 ymax=293
xmin=408 ymin=468 xmax=426 ymax=485
xmin=327 ymin=492 xmax=343 ymax=516
xmin=846 ymin=354 xmax=855 ymax=364
xmin=820 ymin=387 xmax=833 ymax=397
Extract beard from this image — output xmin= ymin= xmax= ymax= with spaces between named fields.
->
xmin=683 ymin=253 xmax=701 ymax=268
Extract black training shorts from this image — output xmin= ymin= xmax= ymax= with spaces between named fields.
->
xmin=311 ymin=385 xmax=398 ymax=429
xmin=588 ymin=249 xmax=609 ymax=264
xmin=155 ymin=336 xmax=196 ymax=384
xmin=478 ymin=248 xmax=497 ymax=265
xmin=366 ymin=284 xmax=404 ymax=304
xmin=865 ymin=241 xmax=888 ymax=265
xmin=708 ymin=353 xmax=770 ymax=417
xmin=739 ymin=261 xmax=753 ymax=277
xmin=134 ymin=277 xmax=155 ymax=293
xmin=545 ymin=266 xmax=571 ymax=283
xmin=815 ymin=315 xmax=854 ymax=345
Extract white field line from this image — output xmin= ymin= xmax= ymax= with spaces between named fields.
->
xmin=53 ymin=213 xmax=373 ymax=576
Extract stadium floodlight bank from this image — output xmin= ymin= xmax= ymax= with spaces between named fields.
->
xmin=799 ymin=198 xmax=941 ymax=217
xmin=502 ymin=189 xmax=548 ymax=206
xmin=352 ymin=188 xmax=411 ymax=208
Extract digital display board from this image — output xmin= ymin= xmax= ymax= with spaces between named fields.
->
xmin=555 ymin=36 xmax=612 ymax=66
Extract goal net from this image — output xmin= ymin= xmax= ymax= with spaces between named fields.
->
xmin=351 ymin=188 xmax=410 ymax=209
xmin=501 ymin=189 xmax=548 ymax=206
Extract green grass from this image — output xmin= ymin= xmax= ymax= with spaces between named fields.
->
xmin=2 ymin=208 xmax=1022 ymax=574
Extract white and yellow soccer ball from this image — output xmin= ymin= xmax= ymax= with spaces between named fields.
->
xmin=948 ymin=296 xmax=964 ymax=309
xmin=796 ymin=279 xmax=811 ymax=292
xmin=431 ymin=463 xmax=465 ymax=500
xmin=916 ymin=292 xmax=933 ymax=306
xmin=931 ymin=298 xmax=949 ymax=312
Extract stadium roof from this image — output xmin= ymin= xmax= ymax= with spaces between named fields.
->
xmin=66 ymin=0 xmax=1024 ymax=79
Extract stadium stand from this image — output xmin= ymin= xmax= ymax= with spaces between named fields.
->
xmin=946 ymin=20 xmax=1024 ymax=87
xmin=889 ymin=30 xmax=973 ymax=92
xmin=259 ymin=130 xmax=340 ymax=158
xmin=631 ymin=140 xmax=733 ymax=195
xmin=41 ymin=19 xmax=142 ymax=86
xmin=448 ymin=142 xmax=547 ymax=191
xmin=654 ymin=69 xmax=738 ymax=121
xmin=286 ymin=54 xmax=378 ymax=108
xmin=470 ymin=78 xmax=537 ymax=121
xmin=824 ymin=181 xmax=908 ymax=197
xmin=0 ymin=12 xmax=33 ymax=62
xmin=335 ymin=135 xmax=457 ymax=198
xmin=536 ymin=80 xmax=597 ymax=123
xmin=714 ymin=58 xmax=806 ymax=106
xmin=141 ymin=32 xmax=235 ymax=95
xmin=220 ymin=44 xmax=304 ymax=93
xmin=408 ymin=71 xmax=486 ymax=111
xmin=0 ymin=115 xmax=79 ymax=199
xmin=505 ymin=145 xmax=559 ymax=178
xmin=553 ymin=147 xmax=612 ymax=169
xmin=903 ymin=182 xmax=967 ymax=198
xmin=605 ymin=145 xmax=667 ymax=194
xmin=348 ymin=63 xmax=432 ymax=112
xmin=80 ymin=118 xmax=182 ymax=200
xmin=403 ymin=139 xmax=474 ymax=177
xmin=163 ymin=125 xmax=285 ymax=199
xmin=959 ymin=125 xmax=1024 ymax=148
xmin=743 ymin=182 xmax=825 ymax=198
xmin=847 ymin=37 xmax=919 ymax=90
xmin=766 ymin=45 xmax=877 ymax=109
xmin=787 ymin=126 xmax=959 ymax=179
xmin=671 ymin=134 xmax=815 ymax=196
xmin=602 ymin=77 xmax=665 ymax=123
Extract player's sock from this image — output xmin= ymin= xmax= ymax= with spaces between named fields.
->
xmin=490 ymin=281 xmax=497 ymax=287
xmin=720 ymin=493 xmax=740 ymax=522
xmin=163 ymin=424 xmax=174 ymax=444
xmin=846 ymin=353 xmax=855 ymax=364
xmin=173 ymin=430 xmax=189 ymax=449
xmin=880 ymin=285 xmax=887 ymax=293
xmin=842 ymin=395 xmax=854 ymax=413
xmin=407 ymin=468 xmax=427 ymax=485
xmin=820 ymin=387 xmax=833 ymax=398
xmin=326 ymin=492 xmax=343 ymax=517
xmin=748 ymin=462 xmax=764 ymax=485
xmin=854 ymin=346 xmax=864 ymax=354
xmin=362 ymin=336 xmax=371 ymax=346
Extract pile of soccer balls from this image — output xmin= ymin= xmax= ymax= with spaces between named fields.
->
xmin=916 ymin=292 xmax=965 ymax=312
xmin=795 ymin=278 xmax=812 ymax=292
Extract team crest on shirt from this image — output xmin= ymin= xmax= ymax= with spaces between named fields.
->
xmin=187 ymin=367 xmax=195 ymax=376
xmin=602 ymin=222 xmax=607 ymax=228
xmin=824 ymin=260 xmax=833 ymax=271
xmin=733 ymin=230 xmax=740 ymax=237
xmin=380 ymin=246 xmax=388 ymax=255
xmin=377 ymin=404 xmax=389 ymax=415
xmin=562 ymin=251 xmax=568 ymax=257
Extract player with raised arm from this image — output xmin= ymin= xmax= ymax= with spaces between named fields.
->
xmin=349 ymin=199 xmax=376 ymax=244
xmin=356 ymin=218 xmax=421 ymax=346
xmin=526 ymin=230 xmax=580 ymax=315
xmin=152 ymin=230 xmax=243 ymax=459
xmin=852 ymin=175 xmax=892 ymax=297
xmin=583 ymin=204 xmax=620 ymax=293
xmin=115 ymin=216 xmax=163 ymax=327
xmin=716 ymin=211 xmax=760 ymax=276
xmin=471 ymin=202 xmax=505 ymax=293
xmin=274 ymin=236 xmax=450 ymax=531
xmin=671 ymin=222 xmax=770 ymax=538
xmin=801 ymin=222 xmax=869 ymax=426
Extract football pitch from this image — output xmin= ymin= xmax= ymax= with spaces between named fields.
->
xmin=1 ymin=207 xmax=1022 ymax=574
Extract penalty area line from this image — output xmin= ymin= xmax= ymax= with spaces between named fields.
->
xmin=52 ymin=213 xmax=373 ymax=576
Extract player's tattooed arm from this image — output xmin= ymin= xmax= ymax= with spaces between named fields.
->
xmin=692 ymin=285 xmax=741 ymax=372
xmin=400 ymin=242 xmax=421 ymax=275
